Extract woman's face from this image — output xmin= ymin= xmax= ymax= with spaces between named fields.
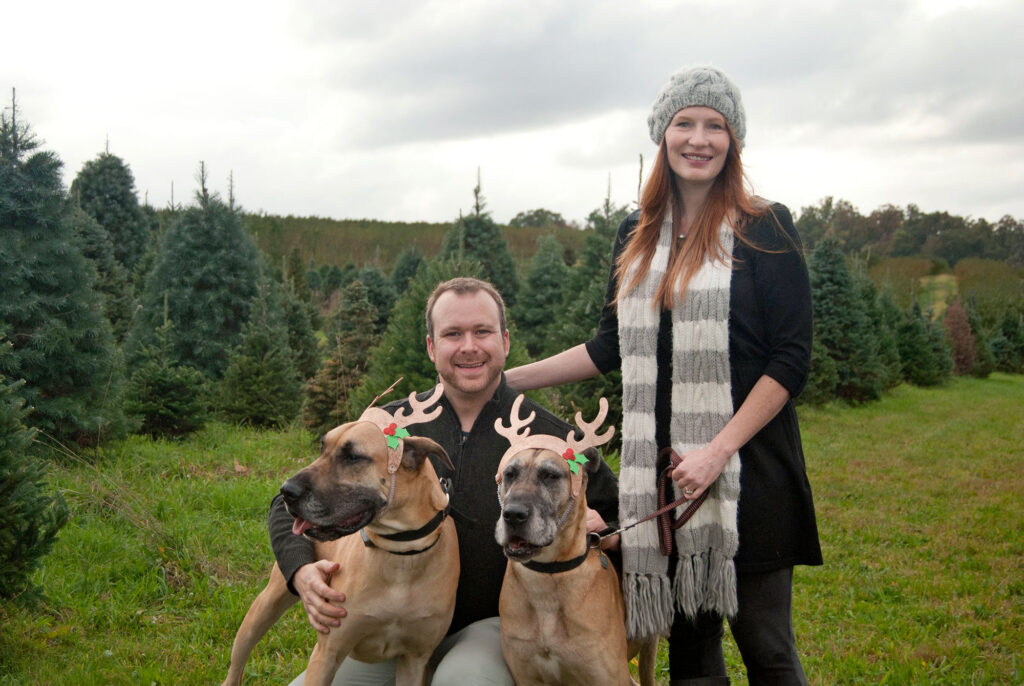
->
xmin=663 ymin=106 xmax=731 ymax=190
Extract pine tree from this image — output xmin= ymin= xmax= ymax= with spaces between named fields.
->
xmin=304 ymin=280 xmax=379 ymax=435
xmin=990 ymin=311 xmax=1024 ymax=373
xmin=284 ymin=246 xmax=313 ymax=305
xmin=800 ymin=337 xmax=840 ymax=405
xmin=69 ymin=151 xmax=149 ymax=270
xmin=438 ymin=177 xmax=519 ymax=306
xmin=808 ymin=238 xmax=884 ymax=402
xmin=927 ymin=309 xmax=954 ymax=383
xmin=215 ymin=280 xmax=302 ymax=428
xmin=944 ymin=298 xmax=976 ymax=375
xmin=355 ymin=265 xmax=398 ymax=334
xmin=515 ymin=234 xmax=570 ymax=357
xmin=67 ymin=205 xmax=137 ymax=341
xmin=124 ymin=296 xmax=207 ymax=439
xmin=964 ymin=296 xmax=996 ymax=378
xmin=127 ymin=171 xmax=262 ymax=380
xmin=897 ymin=303 xmax=951 ymax=386
xmin=0 ymin=95 xmax=127 ymax=445
xmin=856 ymin=272 xmax=902 ymax=390
xmin=876 ymin=288 xmax=909 ymax=386
xmin=391 ymin=245 xmax=426 ymax=295
xmin=542 ymin=195 xmax=630 ymax=452
xmin=282 ymin=281 xmax=320 ymax=382
xmin=0 ymin=361 xmax=69 ymax=598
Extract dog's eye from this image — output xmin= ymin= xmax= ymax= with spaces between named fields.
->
xmin=337 ymin=441 xmax=371 ymax=464
xmin=503 ymin=465 xmax=520 ymax=483
xmin=538 ymin=466 xmax=563 ymax=483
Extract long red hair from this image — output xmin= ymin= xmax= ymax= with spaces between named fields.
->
xmin=615 ymin=125 xmax=769 ymax=309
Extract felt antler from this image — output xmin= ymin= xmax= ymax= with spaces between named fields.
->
xmin=494 ymin=395 xmax=614 ymax=498
xmin=359 ymin=382 xmax=444 ymax=474
xmin=566 ymin=399 xmax=614 ymax=457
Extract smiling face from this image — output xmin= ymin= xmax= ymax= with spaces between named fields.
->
xmin=663 ymin=106 xmax=732 ymax=193
xmin=426 ymin=289 xmax=509 ymax=402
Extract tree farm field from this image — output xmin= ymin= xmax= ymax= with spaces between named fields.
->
xmin=1 ymin=376 xmax=1021 ymax=685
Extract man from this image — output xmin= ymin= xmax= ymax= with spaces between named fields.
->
xmin=268 ymin=277 xmax=620 ymax=685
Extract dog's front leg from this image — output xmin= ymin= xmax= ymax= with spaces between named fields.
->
xmin=394 ymin=653 xmax=431 ymax=686
xmin=222 ymin=563 xmax=298 ymax=686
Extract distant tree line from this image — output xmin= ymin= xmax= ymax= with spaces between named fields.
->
xmin=2 ymin=95 xmax=1024 ymax=599
xmin=796 ymin=196 xmax=1024 ymax=269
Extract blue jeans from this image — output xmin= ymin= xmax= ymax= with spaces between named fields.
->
xmin=668 ymin=567 xmax=809 ymax=686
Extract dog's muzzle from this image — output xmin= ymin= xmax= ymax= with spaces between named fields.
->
xmin=280 ymin=477 xmax=383 ymax=542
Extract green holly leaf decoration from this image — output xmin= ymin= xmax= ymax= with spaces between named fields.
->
xmin=562 ymin=447 xmax=588 ymax=474
xmin=385 ymin=426 xmax=410 ymax=450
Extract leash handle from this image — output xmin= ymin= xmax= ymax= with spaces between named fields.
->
xmin=594 ymin=449 xmax=709 ymax=552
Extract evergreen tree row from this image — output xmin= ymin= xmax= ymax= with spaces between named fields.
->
xmin=4 ymin=94 xmax=1024 ymax=600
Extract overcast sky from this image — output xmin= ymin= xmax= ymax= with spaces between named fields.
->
xmin=5 ymin=0 xmax=1022 ymax=228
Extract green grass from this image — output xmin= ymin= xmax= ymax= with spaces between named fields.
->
xmin=2 ymin=376 xmax=1022 ymax=684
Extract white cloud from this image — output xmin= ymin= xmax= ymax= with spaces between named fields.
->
xmin=3 ymin=0 xmax=1022 ymax=225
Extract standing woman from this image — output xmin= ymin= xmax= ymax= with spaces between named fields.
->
xmin=506 ymin=66 xmax=822 ymax=685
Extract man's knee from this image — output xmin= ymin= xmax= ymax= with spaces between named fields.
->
xmin=429 ymin=618 xmax=513 ymax=686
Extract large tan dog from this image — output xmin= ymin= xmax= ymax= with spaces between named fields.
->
xmin=493 ymin=396 xmax=656 ymax=686
xmin=223 ymin=386 xmax=459 ymax=686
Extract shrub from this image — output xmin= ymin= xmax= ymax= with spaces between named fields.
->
xmin=125 ymin=312 xmax=207 ymax=439
xmin=0 ymin=372 xmax=68 ymax=599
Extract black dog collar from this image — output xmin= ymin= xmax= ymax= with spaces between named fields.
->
xmin=521 ymin=532 xmax=608 ymax=574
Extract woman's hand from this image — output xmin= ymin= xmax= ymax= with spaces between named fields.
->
xmin=671 ymin=375 xmax=791 ymax=499
xmin=670 ymin=445 xmax=730 ymax=499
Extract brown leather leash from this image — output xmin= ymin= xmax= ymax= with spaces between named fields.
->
xmin=594 ymin=448 xmax=708 ymax=556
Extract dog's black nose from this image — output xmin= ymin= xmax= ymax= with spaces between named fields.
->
xmin=280 ymin=478 xmax=305 ymax=505
xmin=502 ymin=502 xmax=531 ymax=525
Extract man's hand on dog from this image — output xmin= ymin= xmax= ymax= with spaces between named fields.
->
xmin=294 ymin=561 xmax=347 ymax=633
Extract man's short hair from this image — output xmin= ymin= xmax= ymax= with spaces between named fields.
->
xmin=425 ymin=277 xmax=508 ymax=339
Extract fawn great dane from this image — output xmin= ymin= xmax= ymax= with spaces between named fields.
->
xmin=223 ymin=385 xmax=458 ymax=686
xmin=494 ymin=396 xmax=656 ymax=686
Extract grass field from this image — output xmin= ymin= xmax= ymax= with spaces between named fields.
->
xmin=1 ymin=375 xmax=1022 ymax=685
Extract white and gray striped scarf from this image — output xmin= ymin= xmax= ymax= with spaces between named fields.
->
xmin=618 ymin=210 xmax=740 ymax=640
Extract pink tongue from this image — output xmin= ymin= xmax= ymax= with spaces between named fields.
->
xmin=292 ymin=518 xmax=313 ymax=536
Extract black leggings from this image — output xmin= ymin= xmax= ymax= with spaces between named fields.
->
xmin=668 ymin=567 xmax=809 ymax=686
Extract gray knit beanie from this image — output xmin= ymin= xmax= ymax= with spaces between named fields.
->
xmin=647 ymin=66 xmax=746 ymax=148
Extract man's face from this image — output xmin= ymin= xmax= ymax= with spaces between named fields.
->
xmin=427 ymin=290 xmax=509 ymax=400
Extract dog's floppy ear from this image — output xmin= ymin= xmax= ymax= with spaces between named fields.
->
xmin=582 ymin=447 xmax=603 ymax=474
xmin=400 ymin=435 xmax=453 ymax=473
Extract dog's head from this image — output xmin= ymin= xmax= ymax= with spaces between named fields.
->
xmin=492 ymin=395 xmax=613 ymax=562
xmin=494 ymin=445 xmax=602 ymax=561
xmin=281 ymin=383 xmax=449 ymax=541
xmin=281 ymin=422 xmax=450 ymax=541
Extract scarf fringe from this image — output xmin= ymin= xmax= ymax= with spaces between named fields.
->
xmin=673 ymin=549 xmax=739 ymax=620
xmin=623 ymin=572 xmax=674 ymax=640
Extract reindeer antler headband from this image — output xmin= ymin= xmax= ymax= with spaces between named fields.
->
xmin=359 ymin=381 xmax=444 ymax=474
xmin=494 ymin=395 xmax=614 ymax=498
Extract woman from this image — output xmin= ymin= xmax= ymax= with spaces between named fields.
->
xmin=506 ymin=66 xmax=822 ymax=685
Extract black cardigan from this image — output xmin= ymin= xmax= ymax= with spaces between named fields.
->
xmin=585 ymin=205 xmax=822 ymax=571
xmin=268 ymin=375 xmax=620 ymax=634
